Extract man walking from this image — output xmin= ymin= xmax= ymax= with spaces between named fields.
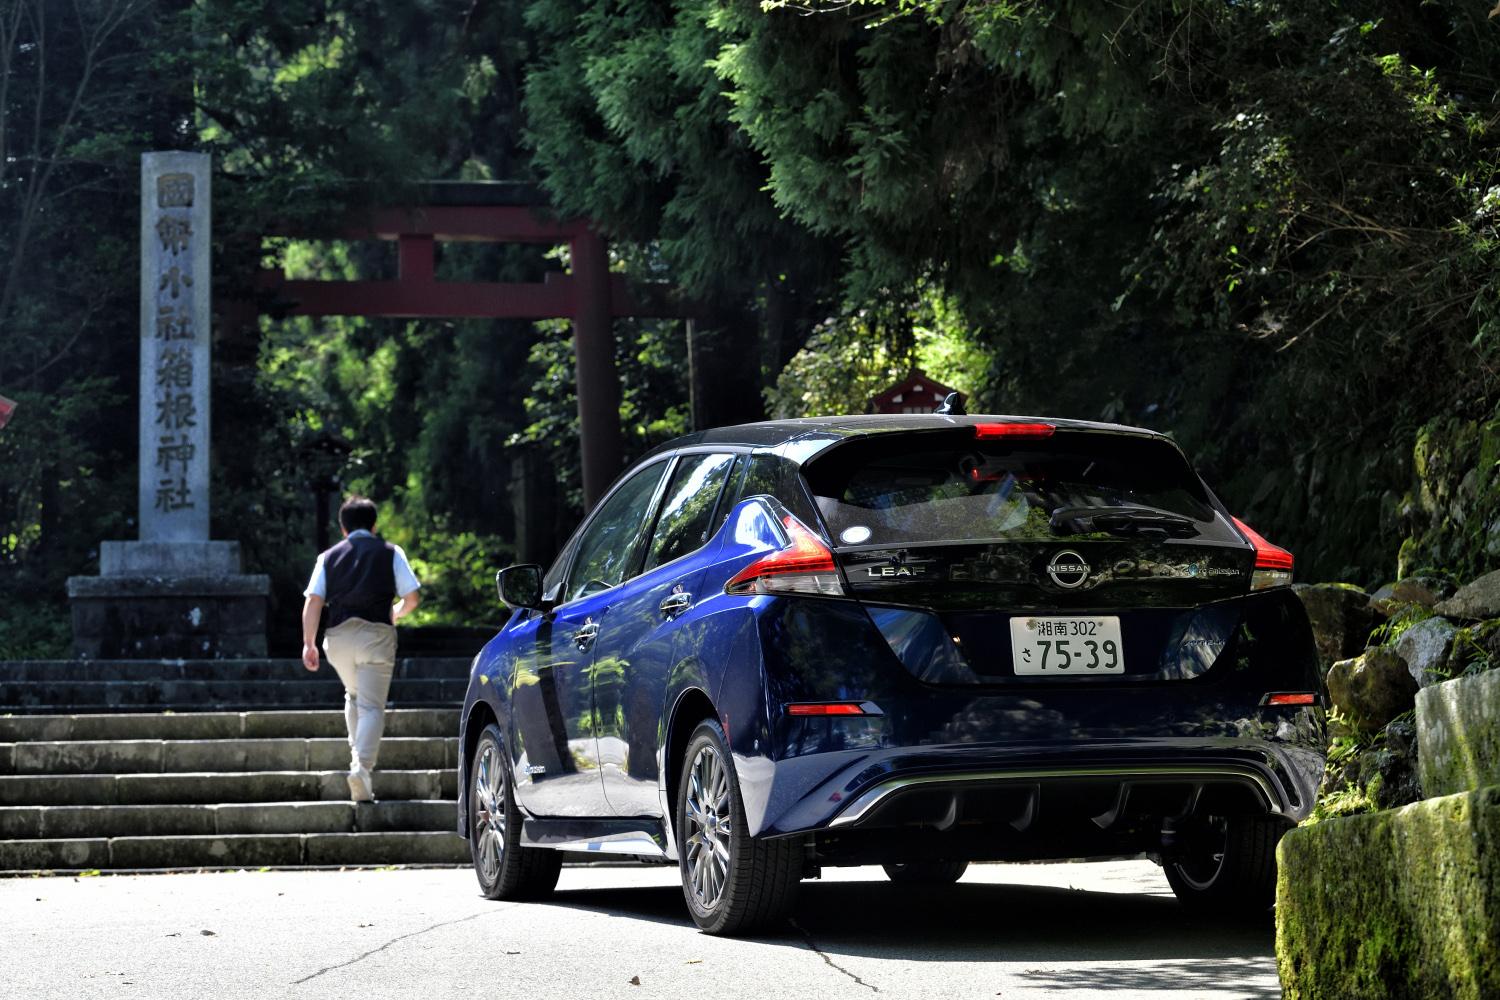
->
xmin=301 ymin=496 xmax=422 ymax=801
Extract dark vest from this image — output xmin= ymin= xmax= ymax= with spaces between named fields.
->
xmin=323 ymin=534 xmax=396 ymax=629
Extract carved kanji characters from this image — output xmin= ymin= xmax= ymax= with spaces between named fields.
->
xmin=159 ymin=266 xmax=193 ymax=299
xmin=154 ymin=477 xmax=195 ymax=512
xmin=155 ymin=392 xmax=197 ymax=430
xmin=155 ymin=434 xmax=196 ymax=474
xmin=156 ymin=347 xmax=193 ymax=388
xmin=156 ymin=217 xmax=192 ymax=255
xmin=156 ymin=306 xmax=193 ymax=340
xmin=157 ymin=173 xmax=194 ymax=208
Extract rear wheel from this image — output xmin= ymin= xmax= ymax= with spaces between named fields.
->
xmin=1164 ymin=814 xmax=1284 ymax=915
xmin=676 ymin=719 xmax=801 ymax=935
xmin=470 ymin=723 xmax=561 ymax=900
xmin=883 ymin=860 xmax=969 ymax=885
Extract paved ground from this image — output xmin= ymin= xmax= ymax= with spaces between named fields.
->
xmin=0 ymin=860 xmax=1279 ymax=999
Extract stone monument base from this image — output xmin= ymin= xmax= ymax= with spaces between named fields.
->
xmin=66 ymin=541 xmax=270 ymax=659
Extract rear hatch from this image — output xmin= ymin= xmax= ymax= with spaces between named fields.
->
xmin=799 ymin=423 xmax=1261 ymax=685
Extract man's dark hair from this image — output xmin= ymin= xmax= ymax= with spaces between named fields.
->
xmin=339 ymin=495 xmax=378 ymax=533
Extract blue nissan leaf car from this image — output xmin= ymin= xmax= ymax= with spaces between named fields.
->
xmin=457 ymin=414 xmax=1327 ymax=934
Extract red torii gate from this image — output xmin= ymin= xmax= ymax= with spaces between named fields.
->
xmin=258 ymin=184 xmax=677 ymax=508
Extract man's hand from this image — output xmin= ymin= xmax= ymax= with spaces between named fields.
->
xmin=301 ymin=594 xmax=325 ymax=672
xmin=391 ymin=589 xmax=421 ymax=625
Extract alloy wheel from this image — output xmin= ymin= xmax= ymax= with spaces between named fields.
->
xmin=683 ymin=743 xmax=732 ymax=909
xmin=473 ymin=740 xmax=506 ymax=885
xmin=1172 ymin=816 xmax=1228 ymax=891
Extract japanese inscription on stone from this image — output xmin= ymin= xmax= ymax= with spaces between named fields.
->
xmin=138 ymin=153 xmax=211 ymax=542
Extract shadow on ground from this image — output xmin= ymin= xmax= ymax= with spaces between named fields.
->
xmin=543 ymin=874 xmax=1277 ymax=996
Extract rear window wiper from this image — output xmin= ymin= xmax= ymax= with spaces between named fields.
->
xmin=1049 ymin=505 xmax=1199 ymax=539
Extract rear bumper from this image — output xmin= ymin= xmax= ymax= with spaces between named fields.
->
xmin=754 ymin=739 xmax=1325 ymax=838
xmin=827 ymin=761 xmax=1279 ymax=829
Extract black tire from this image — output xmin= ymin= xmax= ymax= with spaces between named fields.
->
xmin=469 ymin=723 xmax=561 ymax=900
xmin=882 ymin=860 xmax=969 ymax=885
xmin=1164 ymin=814 xmax=1285 ymax=915
xmin=676 ymin=719 xmax=801 ymax=935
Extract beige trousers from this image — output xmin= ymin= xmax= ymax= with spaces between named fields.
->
xmin=322 ymin=617 xmax=397 ymax=772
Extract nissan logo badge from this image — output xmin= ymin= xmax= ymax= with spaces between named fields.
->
xmin=1046 ymin=550 xmax=1090 ymax=589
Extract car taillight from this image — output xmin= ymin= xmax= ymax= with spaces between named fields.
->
xmin=974 ymin=422 xmax=1055 ymax=440
xmin=725 ymin=515 xmax=846 ymax=597
xmin=1232 ymin=517 xmax=1294 ymax=590
xmin=1263 ymin=692 xmax=1318 ymax=706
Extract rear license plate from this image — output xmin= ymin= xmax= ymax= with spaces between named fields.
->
xmin=1009 ymin=616 xmax=1124 ymax=675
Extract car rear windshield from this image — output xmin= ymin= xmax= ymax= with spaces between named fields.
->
xmin=802 ymin=430 xmax=1218 ymax=547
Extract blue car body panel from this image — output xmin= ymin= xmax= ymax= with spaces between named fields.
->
xmin=457 ymin=417 xmax=1328 ymax=869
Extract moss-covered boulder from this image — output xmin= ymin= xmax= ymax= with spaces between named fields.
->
xmin=1326 ymin=648 xmax=1419 ymax=734
xmin=1297 ymin=583 xmax=1379 ymax=668
xmin=1392 ymin=616 xmax=1459 ymax=688
xmin=1435 ymin=569 xmax=1500 ymax=621
xmin=1369 ymin=576 xmax=1453 ymax=615
xmin=1418 ymin=669 xmax=1500 ymax=798
xmin=1277 ymin=787 xmax=1500 ymax=999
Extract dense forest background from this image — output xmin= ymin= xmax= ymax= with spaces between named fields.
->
xmin=3 ymin=0 xmax=1499 ymax=655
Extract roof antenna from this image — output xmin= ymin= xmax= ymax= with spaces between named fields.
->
xmin=935 ymin=392 xmax=966 ymax=416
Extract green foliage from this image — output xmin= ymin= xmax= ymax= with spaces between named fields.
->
xmin=0 ymin=0 xmax=177 ymax=623
xmin=1369 ymin=603 xmax=1437 ymax=648
xmin=510 ymin=317 xmax=691 ymax=517
xmin=9 ymin=0 xmax=1500 ymax=649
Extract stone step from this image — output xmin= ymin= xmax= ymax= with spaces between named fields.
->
xmin=0 ymin=768 xmax=458 ymax=806
xmin=0 ymin=736 xmax=457 ymax=774
xmin=0 ymin=830 xmax=470 ymax=871
xmin=0 ymin=709 xmax=459 ymax=742
xmin=0 ymin=677 xmax=469 ymax=711
xmin=0 ymin=799 xmax=455 ymax=839
xmin=0 ymin=701 xmax=464 ymax=716
xmin=0 ymin=657 xmax=475 ymax=682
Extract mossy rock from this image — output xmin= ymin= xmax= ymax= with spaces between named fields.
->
xmin=1277 ymin=786 xmax=1500 ymax=999
xmin=1417 ymin=668 xmax=1500 ymax=798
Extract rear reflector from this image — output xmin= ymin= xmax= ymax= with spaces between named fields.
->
xmin=725 ymin=515 xmax=846 ymax=597
xmin=786 ymin=702 xmax=879 ymax=717
xmin=1232 ymin=516 xmax=1294 ymax=589
xmin=1264 ymin=692 xmax=1317 ymax=706
xmin=975 ymin=422 xmax=1056 ymax=440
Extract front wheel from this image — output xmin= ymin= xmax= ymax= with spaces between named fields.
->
xmin=470 ymin=723 xmax=561 ymax=900
xmin=1164 ymin=814 xmax=1285 ymax=915
xmin=676 ymin=719 xmax=801 ymax=935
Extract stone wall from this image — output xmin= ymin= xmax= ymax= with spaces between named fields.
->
xmin=1279 ymin=662 xmax=1500 ymax=998
xmin=1276 ymin=788 xmax=1500 ymax=999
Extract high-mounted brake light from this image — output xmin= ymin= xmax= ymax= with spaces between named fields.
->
xmin=974 ymin=422 xmax=1056 ymax=440
xmin=725 ymin=515 xmax=846 ymax=597
xmin=1232 ymin=517 xmax=1294 ymax=590
xmin=1264 ymin=692 xmax=1317 ymax=706
xmin=786 ymin=702 xmax=878 ymax=717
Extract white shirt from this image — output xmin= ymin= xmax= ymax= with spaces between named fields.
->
xmin=303 ymin=529 xmax=421 ymax=599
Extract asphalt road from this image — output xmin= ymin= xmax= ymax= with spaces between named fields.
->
xmin=0 ymin=860 xmax=1279 ymax=999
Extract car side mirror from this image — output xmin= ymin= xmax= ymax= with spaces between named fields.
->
xmin=496 ymin=564 xmax=544 ymax=610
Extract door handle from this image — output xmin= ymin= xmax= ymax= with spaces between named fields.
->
xmin=659 ymin=591 xmax=692 ymax=619
xmin=573 ymin=620 xmax=599 ymax=651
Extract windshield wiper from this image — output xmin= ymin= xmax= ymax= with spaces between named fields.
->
xmin=1049 ymin=505 xmax=1199 ymax=539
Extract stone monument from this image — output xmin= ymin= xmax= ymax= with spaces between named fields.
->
xmin=67 ymin=152 xmax=270 ymax=658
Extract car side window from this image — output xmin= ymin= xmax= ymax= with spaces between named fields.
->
xmin=564 ymin=461 xmax=670 ymax=604
xmin=643 ymin=453 xmax=737 ymax=572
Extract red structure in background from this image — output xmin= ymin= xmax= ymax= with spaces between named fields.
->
xmin=870 ymin=369 xmax=960 ymax=415
xmin=257 ymin=184 xmax=680 ymax=508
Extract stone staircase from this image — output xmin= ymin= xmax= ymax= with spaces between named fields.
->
xmin=0 ymin=658 xmax=474 ymax=873
xmin=0 ymin=657 xmax=470 ymax=714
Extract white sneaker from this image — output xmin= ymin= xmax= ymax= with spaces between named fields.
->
xmin=347 ymin=767 xmax=373 ymax=802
